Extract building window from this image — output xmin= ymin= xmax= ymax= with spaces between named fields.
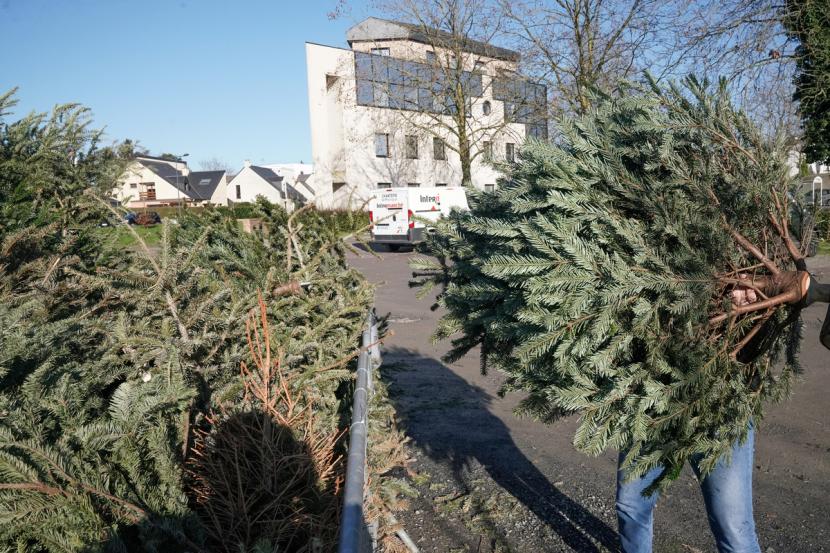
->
xmin=354 ymin=51 xmax=482 ymax=113
xmin=433 ymin=137 xmax=447 ymax=160
xmin=426 ymin=50 xmax=437 ymax=63
xmin=371 ymin=47 xmax=390 ymax=56
xmin=485 ymin=183 xmax=495 ymax=193
xmin=436 ymin=182 xmax=448 ymax=187
xmin=129 ymin=183 xmax=137 ymax=189
xmin=408 ymin=182 xmax=420 ymax=188
xmin=405 ymin=135 xmax=419 ymax=159
xmin=375 ymin=133 xmax=390 ymax=158
xmin=332 ymin=182 xmax=347 ymax=193
xmin=474 ymin=61 xmax=485 ymax=73
xmin=235 ymin=184 xmax=241 ymax=199
xmin=482 ymin=100 xmax=491 ymax=116
xmin=377 ymin=182 xmax=392 ymax=189
xmin=527 ymin=123 xmax=548 ymax=140
xmin=483 ymin=141 xmax=493 ymax=161
xmin=506 ymin=142 xmax=515 ymax=163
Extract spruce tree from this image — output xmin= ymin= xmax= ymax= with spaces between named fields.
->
xmin=0 ymin=91 xmax=382 ymax=551
xmin=412 ymin=77 xmax=828 ymax=490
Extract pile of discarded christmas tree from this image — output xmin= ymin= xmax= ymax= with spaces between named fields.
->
xmin=412 ymin=76 xmax=830 ymax=490
xmin=0 ymin=90 xmax=407 ymax=552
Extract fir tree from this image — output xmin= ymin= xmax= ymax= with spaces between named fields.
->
xmin=0 ymin=91 xmax=392 ymax=551
xmin=412 ymin=77 xmax=827 ymax=490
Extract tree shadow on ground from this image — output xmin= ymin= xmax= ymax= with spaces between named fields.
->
xmin=382 ymin=346 xmax=620 ymax=552
xmin=94 ymin=410 xmax=340 ymax=553
xmin=350 ymin=241 xmax=414 ymax=254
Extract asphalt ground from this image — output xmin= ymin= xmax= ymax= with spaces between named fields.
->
xmin=348 ymin=247 xmax=830 ymax=553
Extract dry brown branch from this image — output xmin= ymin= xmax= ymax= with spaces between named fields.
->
xmin=729 ymin=227 xmax=781 ymax=276
xmin=188 ymin=291 xmax=344 ymax=551
xmin=730 ymin=308 xmax=775 ymax=359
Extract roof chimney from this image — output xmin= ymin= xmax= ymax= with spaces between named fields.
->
xmin=244 ymin=159 xmax=252 ymax=168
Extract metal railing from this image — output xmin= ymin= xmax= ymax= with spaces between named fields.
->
xmin=338 ymin=310 xmax=381 ymax=553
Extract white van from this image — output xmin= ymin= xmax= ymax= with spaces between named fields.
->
xmin=368 ymin=186 xmax=469 ymax=250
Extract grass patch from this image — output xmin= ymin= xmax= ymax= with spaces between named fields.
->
xmin=818 ymin=240 xmax=830 ymax=256
xmin=97 ymin=224 xmax=164 ymax=248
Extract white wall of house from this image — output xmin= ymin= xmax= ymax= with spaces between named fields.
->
xmin=210 ymin=174 xmax=228 ymax=206
xmin=113 ymin=160 xmax=194 ymax=208
xmin=262 ymin=163 xmax=315 ymax=201
xmin=305 ymin=36 xmax=529 ymax=210
xmin=229 ymin=166 xmax=284 ymax=205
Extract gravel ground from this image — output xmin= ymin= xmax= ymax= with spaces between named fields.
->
xmin=350 ymin=247 xmax=830 ymax=553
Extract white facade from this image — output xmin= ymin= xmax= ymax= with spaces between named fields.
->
xmin=114 ymin=157 xmax=191 ymax=207
xmin=305 ymin=18 xmax=539 ymax=209
xmin=113 ymin=156 xmax=228 ymax=208
xmin=262 ymin=163 xmax=316 ymax=200
xmin=229 ymin=162 xmax=309 ymax=211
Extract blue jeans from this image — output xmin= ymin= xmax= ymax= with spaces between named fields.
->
xmin=616 ymin=426 xmax=760 ymax=553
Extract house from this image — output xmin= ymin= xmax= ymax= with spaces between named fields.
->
xmin=304 ymin=16 xmax=546 ymax=209
xmin=262 ymin=163 xmax=316 ymax=201
xmin=113 ymin=155 xmax=228 ymax=207
xmin=228 ymin=161 xmax=310 ymax=211
xmin=801 ymin=162 xmax=830 ymax=207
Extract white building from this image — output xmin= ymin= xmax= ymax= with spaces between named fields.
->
xmin=113 ymin=155 xmax=228 ymax=207
xmin=305 ymin=17 xmax=546 ymax=209
xmin=229 ymin=161 xmax=312 ymax=211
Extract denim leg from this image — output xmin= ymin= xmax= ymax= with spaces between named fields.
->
xmin=616 ymin=451 xmax=663 ymax=553
xmin=690 ymin=426 xmax=761 ymax=553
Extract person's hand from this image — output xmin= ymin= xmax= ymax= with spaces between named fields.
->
xmin=731 ymin=274 xmax=758 ymax=306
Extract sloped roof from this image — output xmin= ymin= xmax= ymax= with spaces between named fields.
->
xmin=139 ymin=158 xmax=184 ymax=183
xmin=346 ymin=16 xmax=520 ymax=62
xmin=248 ymin=165 xmax=309 ymax=202
xmin=137 ymin=158 xmax=190 ymax=197
xmin=186 ymin=170 xmax=225 ymax=201
xmin=135 ymin=157 xmax=225 ymax=201
xmin=250 ymin=165 xmax=284 ymax=186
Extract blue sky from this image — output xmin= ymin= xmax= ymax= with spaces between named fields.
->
xmin=0 ymin=0 xmax=371 ymax=169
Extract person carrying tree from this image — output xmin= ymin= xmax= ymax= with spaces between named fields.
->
xmin=617 ymin=272 xmax=830 ymax=553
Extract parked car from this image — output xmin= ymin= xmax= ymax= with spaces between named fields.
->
xmin=124 ymin=212 xmax=137 ymax=225
xmin=134 ymin=211 xmax=161 ymax=226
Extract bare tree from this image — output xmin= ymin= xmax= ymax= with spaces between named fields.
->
xmin=198 ymin=156 xmax=234 ymax=173
xmin=499 ymin=0 xmax=681 ymax=117
xmin=497 ymin=0 xmax=801 ymax=140
xmin=355 ymin=0 xmax=545 ymax=186
xmin=669 ymin=0 xmax=801 ymax=140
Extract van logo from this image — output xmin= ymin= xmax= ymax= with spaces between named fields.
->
xmin=420 ymin=194 xmax=440 ymax=203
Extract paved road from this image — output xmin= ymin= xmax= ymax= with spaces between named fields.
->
xmin=349 ymin=247 xmax=830 ymax=552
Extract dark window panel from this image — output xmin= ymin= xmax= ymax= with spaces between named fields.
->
xmin=375 ymin=133 xmax=389 ymax=157
xmin=433 ymin=137 xmax=447 ymax=160
xmin=356 ymin=80 xmax=374 ymax=105
xmin=372 ymin=82 xmax=390 ymax=107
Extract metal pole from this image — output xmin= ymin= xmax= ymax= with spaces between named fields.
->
xmin=338 ymin=311 xmax=376 ymax=553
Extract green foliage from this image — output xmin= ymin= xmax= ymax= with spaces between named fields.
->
xmin=0 ymin=91 xmax=376 ymax=551
xmin=784 ymin=0 xmax=830 ymax=163
xmin=813 ymin=209 xmax=830 ymax=241
xmin=414 ymin=77 xmax=805 ymax=491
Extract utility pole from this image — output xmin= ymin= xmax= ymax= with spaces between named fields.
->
xmin=176 ymin=153 xmax=189 ymax=218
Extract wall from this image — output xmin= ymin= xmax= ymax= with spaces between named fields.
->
xmin=230 ymin=166 xmax=286 ymax=207
xmin=114 ymin=160 xmax=194 ymax=207
xmin=306 ymin=39 xmax=529 ymax=210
